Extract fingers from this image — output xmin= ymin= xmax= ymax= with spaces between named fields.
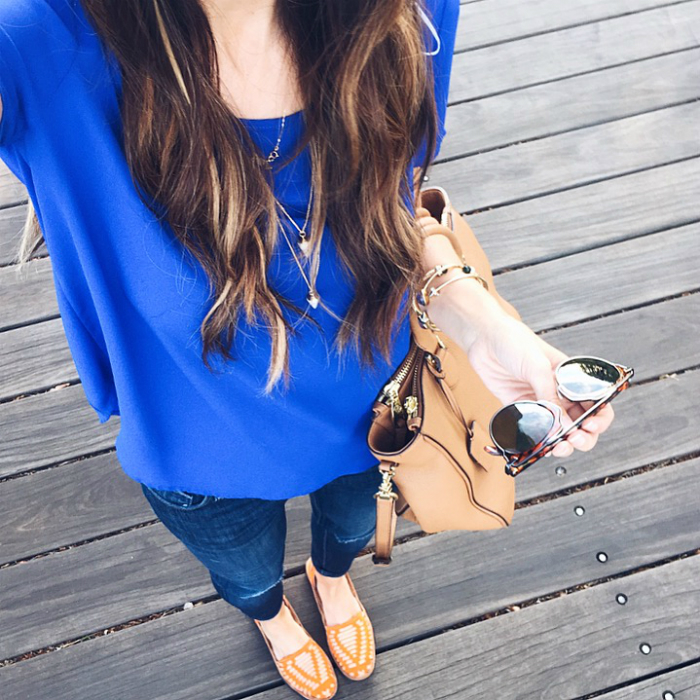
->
xmin=529 ymin=340 xmax=617 ymax=460
xmin=549 ymin=402 xmax=615 ymax=458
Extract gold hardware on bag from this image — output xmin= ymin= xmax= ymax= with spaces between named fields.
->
xmin=404 ymin=395 xmax=419 ymax=419
xmin=374 ymin=464 xmax=398 ymax=502
xmin=381 ymin=381 xmax=404 ymax=419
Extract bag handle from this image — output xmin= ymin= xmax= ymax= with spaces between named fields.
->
xmin=416 ymin=186 xmax=465 ymax=259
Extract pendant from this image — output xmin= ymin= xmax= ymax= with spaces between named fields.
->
xmin=306 ymin=290 xmax=320 ymax=309
xmin=298 ymin=234 xmax=309 ymax=254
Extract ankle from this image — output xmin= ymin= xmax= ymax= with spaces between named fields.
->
xmin=256 ymin=599 xmax=312 ymax=661
xmin=315 ymin=569 xmax=346 ymax=590
xmin=257 ymin=600 xmax=292 ymax=632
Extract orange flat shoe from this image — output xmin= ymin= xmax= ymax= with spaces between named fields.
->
xmin=305 ymin=558 xmax=376 ymax=681
xmin=254 ymin=595 xmax=337 ymax=700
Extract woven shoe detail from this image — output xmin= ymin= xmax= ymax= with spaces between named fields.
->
xmin=255 ymin=596 xmax=337 ymax=700
xmin=305 ymin=558 xmax=377 ymax=681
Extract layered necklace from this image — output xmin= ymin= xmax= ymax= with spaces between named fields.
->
xmin=261 ymin=113 xmax=320 ymax=309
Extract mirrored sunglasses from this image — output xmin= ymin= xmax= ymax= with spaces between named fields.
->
xmin=484 ymin=356 xmax=634 ymax=477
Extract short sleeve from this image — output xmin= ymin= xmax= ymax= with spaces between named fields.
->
xmin=0 ymin=0 xmax=80 ymax=149
xmin=0 ymin=18 xmax=27 ymax=145
xmin=413 ymin=0 xmax=460 ymax=166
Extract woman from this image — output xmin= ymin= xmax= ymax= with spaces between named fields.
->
xmin=0 ymin=0 xmax=614 ymax=698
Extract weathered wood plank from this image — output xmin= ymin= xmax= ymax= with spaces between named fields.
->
xmin=0 ymin=384 xmax=119 ymax=478
xmin=443 ymin=48 xmax=700 ymax=159
xmin=456 ymin=0 xmax=690 ymax=51
xmin=595 ymin=661 xmax=700 ymax=698
xmin=1 ymin=460 xmax=698 ymax=697
xmin=0 ymin=167 xmax=27 ymax=211
xmin=496 ymin=223 xmax=700 ymax=330
xmin=0 ymin=319 xmax=75 ymax=402
xmin=2 ymin=293 xmax=698 ymax=564
xmin=0 ymin=257 xmax=58 ymax=331
xmin=0 ymin=204 xmax=35 ymax=266
xmin=468 ymin=158 xmax=700 ymax=271
xmin=450 ymin=1 xmax=700 ymax=102
xmin=436 ymin=102 xmax=700 ymax=212
xmin=0 ymin=455 xmax=152 ymax=563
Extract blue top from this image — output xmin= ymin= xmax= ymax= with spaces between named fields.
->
xmin=0 ymin=0 xmax=460 ymax=499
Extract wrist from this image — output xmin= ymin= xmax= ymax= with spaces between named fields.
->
xmin=419 ymin=227 xmax=508 ymax=351
xmin=431 ymin=277 xmax=503 ymax=348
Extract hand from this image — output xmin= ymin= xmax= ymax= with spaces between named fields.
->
xmin=464 ymin=313 xmax=615 ymax=458
xmin=415 ymin=207 xmax=615 ymax=459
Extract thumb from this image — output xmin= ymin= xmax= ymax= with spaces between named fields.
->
xmin=527 ymin=359 xmax=575 ymax=433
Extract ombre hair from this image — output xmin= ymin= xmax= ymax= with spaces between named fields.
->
xmin=18 ymin=0 xmax=440 ymax=393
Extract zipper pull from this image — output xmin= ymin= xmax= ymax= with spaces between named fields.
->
xmin=378 ymin=379 xmax=399 ymax=404
xmin=404 ymin=395 xmax=418 ymax=419
xmin=379 ymin=380 xmax=404 ymax=419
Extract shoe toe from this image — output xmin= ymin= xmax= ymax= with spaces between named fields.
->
xmin=326 ymin=609 xmax=376 ymax=681
xmin=277 ymin=639 xmax=337 ymax=700
xmin=305 ymin=558 xmax=376 ymax=682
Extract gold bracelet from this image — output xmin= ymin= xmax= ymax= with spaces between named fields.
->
xmin=421 ymin=262 xmax=464 ymax=282
xmin=427 ymin=268 xmax=489 ymax=298
xmin=417 ymin=263 xmax=488 ymax=307
xmin=419 ymin=263 xmax=465 ymax=302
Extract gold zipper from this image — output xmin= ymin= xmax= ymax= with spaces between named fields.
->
xmin=378 ymin=343 xmax=420 ymax=418
xmin=402 ymin=348 xmax=424 ymax=419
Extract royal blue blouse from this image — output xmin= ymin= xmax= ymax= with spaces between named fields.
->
xmin=0 ymin=0 xmax=460 ymax=498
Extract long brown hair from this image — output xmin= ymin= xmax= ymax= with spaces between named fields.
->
xmin=20 ymin=0 xmax=439 ymax=393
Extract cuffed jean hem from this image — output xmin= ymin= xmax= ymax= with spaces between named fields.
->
xmin=310 ymin=518 xmax=376 ymax=579
xmin=211 ymin=573 xmax=285 ymax=621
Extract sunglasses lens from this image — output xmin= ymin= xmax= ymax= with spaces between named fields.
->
xmin=556 ymin=358 xmax=621 ymax=401
xmin=491 ymin=403 xmax=557 ymax=454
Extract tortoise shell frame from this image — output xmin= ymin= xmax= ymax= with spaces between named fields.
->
xmin=484 ymin=357 xmax=635 ymax=477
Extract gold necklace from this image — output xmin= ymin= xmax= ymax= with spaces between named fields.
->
xmin=276 ymin=184 xmax=321 ymax=309
xmin=277 ymin=191 xmax=313 ymax=253
xmin=259 ymin=112 xmax=321 ymax=308
xmin=263 ymin=114 xmax=286 ymax=167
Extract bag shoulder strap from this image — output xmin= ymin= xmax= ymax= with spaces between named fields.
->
xmin=373 ymin=461 xmax=399 ymax=565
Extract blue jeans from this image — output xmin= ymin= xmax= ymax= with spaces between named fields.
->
xmin=140 ymin=465 xmax=380 ymax=620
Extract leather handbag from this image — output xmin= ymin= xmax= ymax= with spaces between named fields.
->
xmin=367 ymin=185 xmax=522 ymax=565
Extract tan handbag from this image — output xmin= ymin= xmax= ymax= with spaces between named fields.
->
xmin=367 ymin=185 xmax=522 ymax=565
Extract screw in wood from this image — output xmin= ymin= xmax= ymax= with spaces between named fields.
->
xmin=574 ymin=505 xmax=585 ymax=516
xmin=596 ymin=552 xmax=608 ymax=563
xmin=662 ymin=692 xmax=675 ymax=700
xmin=615 ymin=593 xmax=627 ymax=605
xmin=555 ymin=465 xmax=567 ymax=476
xmin=639 ymin=642 xmax=652 ymax=655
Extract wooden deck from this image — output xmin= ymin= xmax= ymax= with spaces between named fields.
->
xmin=1 ymin=1 xmax=699 ymax=698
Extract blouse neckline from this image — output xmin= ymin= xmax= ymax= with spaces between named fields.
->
xmin=238 ymin=108 xmax=304 ymax=127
